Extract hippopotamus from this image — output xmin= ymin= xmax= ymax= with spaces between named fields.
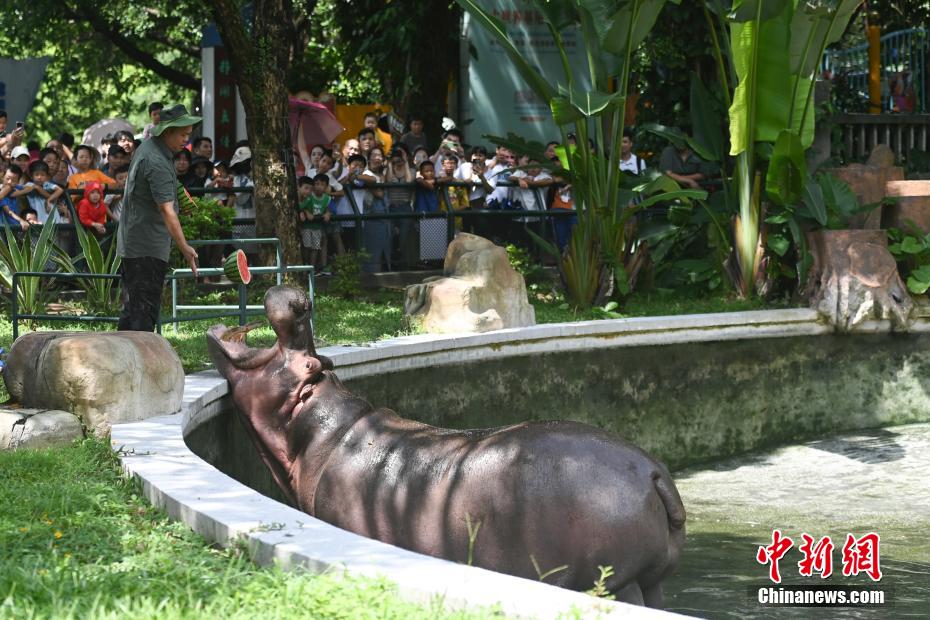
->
xmin=206 ymin=286 xmax=686 ymax=607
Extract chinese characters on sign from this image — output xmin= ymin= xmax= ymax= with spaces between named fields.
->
xmin=213 ymin=48 xmax=238 ymax=161
xmin=757 ymin=531 xmax=882 ymax=584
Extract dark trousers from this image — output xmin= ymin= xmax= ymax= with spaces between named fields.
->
xmin=118 ymin=256 xmax=168 ymax=332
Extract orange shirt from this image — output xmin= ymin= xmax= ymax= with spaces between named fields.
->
xmin=68 ymin=170 xmax=116 ymax=190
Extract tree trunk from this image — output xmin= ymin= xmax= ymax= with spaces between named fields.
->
xmin=210 ymin=0 xmax=302 ymax=270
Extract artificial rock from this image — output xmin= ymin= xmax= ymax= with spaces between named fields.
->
xmin=3 ymin=331 xmax=184 ymax=436
xmin=403 ymin=233 xmax=535 ymax=333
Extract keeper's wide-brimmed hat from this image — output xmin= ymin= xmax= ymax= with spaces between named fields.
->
xmin=152 ymin=104 xmax=202 ymax=137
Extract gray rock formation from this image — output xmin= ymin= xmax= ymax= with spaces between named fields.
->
xmin=0 ymin=408 xmax=83 ymax=450
xmin=404 ymin=233 xmax=536 ymax=333
xmin=3 ymin=331 xmax=184 ymax=436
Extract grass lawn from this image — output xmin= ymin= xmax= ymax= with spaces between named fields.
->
xmin=0 ymin=438 xmax=499 ymax=619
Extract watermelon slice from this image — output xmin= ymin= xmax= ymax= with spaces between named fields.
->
xmin=177 ymin=183 xmax=197 ymax=216
xmin=224 ymin=250 xmax=251 ymax=284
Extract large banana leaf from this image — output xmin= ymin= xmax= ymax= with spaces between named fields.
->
xmin=765 ymin=130 xmax=807 ymax=206
xmin=729 ymin=0 xmax=791 ymax=22
xmin=789 ymin=0 xmax=863 ymax=76
xmin=551 ymin=85 xmax=624 ymax=125
xmin=787 ymin=0 xmax=863 ymax=146
xmin=690 ymin=73 xmax=726 ymax=163
xmin=600 ymin=0 xmax=679 ymax=56
xmin=728 ymin=2 xmax=792 ymax=156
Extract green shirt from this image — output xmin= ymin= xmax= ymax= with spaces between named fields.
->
xmin=299 ymin=193 xmax=330 ymax=229
xmin=117 ymin=136 xmax=178 ymax=262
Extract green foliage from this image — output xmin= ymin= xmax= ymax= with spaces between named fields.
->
xmin=887 ymin=227 xmax=930 ymax=295
xmin=328 ymin=252 xmax=366 ymax=300
xmin=0 ymin=221 xmax=61 ymax=318
xmin=54 ymin=224 xmax=122 ymax=315
xmin=460 ymin=0 xmax=691 ymax=309
xmin=586 ymin=565 xmax=617 ymax=600
xmin=327 ymin=0 xmax=461 ymax=127
xmin=0 ymin=438 xmax=494 ymax=619
xmin=505 ymin=244 xmax=546 ymax=286
xmin=0 ymin=0 xmax=206 ymax=142
xmin=288 ymin=0 xmax=383 ymax=103
xmin=180 ymin=196 xmax=236 ymax=245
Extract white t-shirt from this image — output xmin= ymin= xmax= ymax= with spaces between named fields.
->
xmin=485 ymin=163 xmax=511 ymax=206
xmin=619 ymin=154 xmax=646 ymax=175
xmin=23 ymin=182 xmax=62 ymax=224
xmin=455 ymin=162 xmax=486 ymax=203
xmin=509 ymin=169 xmax=552 ymax=211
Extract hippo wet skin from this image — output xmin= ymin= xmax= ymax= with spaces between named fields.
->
xmin=206 ymin=286 xmax=686 ymax=607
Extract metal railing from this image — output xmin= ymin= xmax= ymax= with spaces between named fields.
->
xmin=823 ymin=28 xmax=928 ymax=113
xmin=9 ymin=237 xmax=316 ymax=339
xmin=832 ymin=113 xmax=930 ymax=163
xmin=167 ymin=237 xmax=315 ymax=332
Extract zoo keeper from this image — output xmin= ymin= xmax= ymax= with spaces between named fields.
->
xmin=116 ymin=104 xmax=200 ymax=331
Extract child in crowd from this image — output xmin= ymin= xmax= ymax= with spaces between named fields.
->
xmin=4 ymin=162 xmax=41 ymax=224
xmin=385 ymin=147 xmax=416 ymax=269
xmin=22 ymin=161 xmax=64 ymax=224
xmin=336 ymin=153 xmax=367 ymax=251
xmin=0 ymin=164 xmax=31 ymax=231
xmin=75 ymin=181 xmax=107 ymax=237
xmin=298 ymin=174 xmax=332 ymax=270
xmin=206 ymin=160 xmax=233 ymax=203
xmin=415 ymin=160 xmax=446 ymax=261
xmin=104 ymin=165 xmax=130 ymax=222
xmin=316 ymin=151 xmax=346 ymax=260
xmin=67 ymin=145 xmax=115 ymax=189
xmin=296 ymin=175 xmax=314 ymax=262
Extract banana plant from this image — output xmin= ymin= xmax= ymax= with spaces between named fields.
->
xmin=713 ymin=0 xmax=863 ymax=296
xmin=459 ymin=0 xmax=706 ymax=307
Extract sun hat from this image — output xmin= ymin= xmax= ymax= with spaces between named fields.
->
xmin=151 ymin=104 xmax=202 ymax=137
xmin=229 ymin=146 xmax=251 ymax=167
xmin=10 ymin=145 xmax=30 ymax=159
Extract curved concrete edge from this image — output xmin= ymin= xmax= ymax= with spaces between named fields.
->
xmin=327 ymin=308 xmax=832 ymax=379
xmin=112 ymin=371 xmax=684 ymax=619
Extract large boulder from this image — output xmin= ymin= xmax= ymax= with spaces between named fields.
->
xmin=2 ymin=331 xmax=184 ymax=436
xmin=404 ymin=233 xmax=536 ymax=333
xmin=0 ymin=408 xmax=84 ymax=450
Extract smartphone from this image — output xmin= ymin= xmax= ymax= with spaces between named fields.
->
xmin=15 ymin=121 xmax=24 ymax=131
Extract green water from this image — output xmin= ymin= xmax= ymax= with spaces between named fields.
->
xmin=664 ymin=423 xmax=930 ymax=619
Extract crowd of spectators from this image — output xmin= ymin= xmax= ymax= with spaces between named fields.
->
xmin=0 ymin=102 xmax=709 ymax=274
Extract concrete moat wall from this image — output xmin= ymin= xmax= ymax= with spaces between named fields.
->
xmin=185 ymin=309 xmax=930 ymax=477
xmin=342 ymin=333 xmax=930 ymax=470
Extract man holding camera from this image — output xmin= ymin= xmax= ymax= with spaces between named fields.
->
xmin=0 ymin=111 xmax=26 ymax=160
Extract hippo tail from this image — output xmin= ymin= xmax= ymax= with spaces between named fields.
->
xmin=652 ymin=469 xmax=686 ymax=531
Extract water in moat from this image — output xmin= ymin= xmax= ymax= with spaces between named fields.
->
xmin=663 ymin=423 xmax=930 ymax=619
